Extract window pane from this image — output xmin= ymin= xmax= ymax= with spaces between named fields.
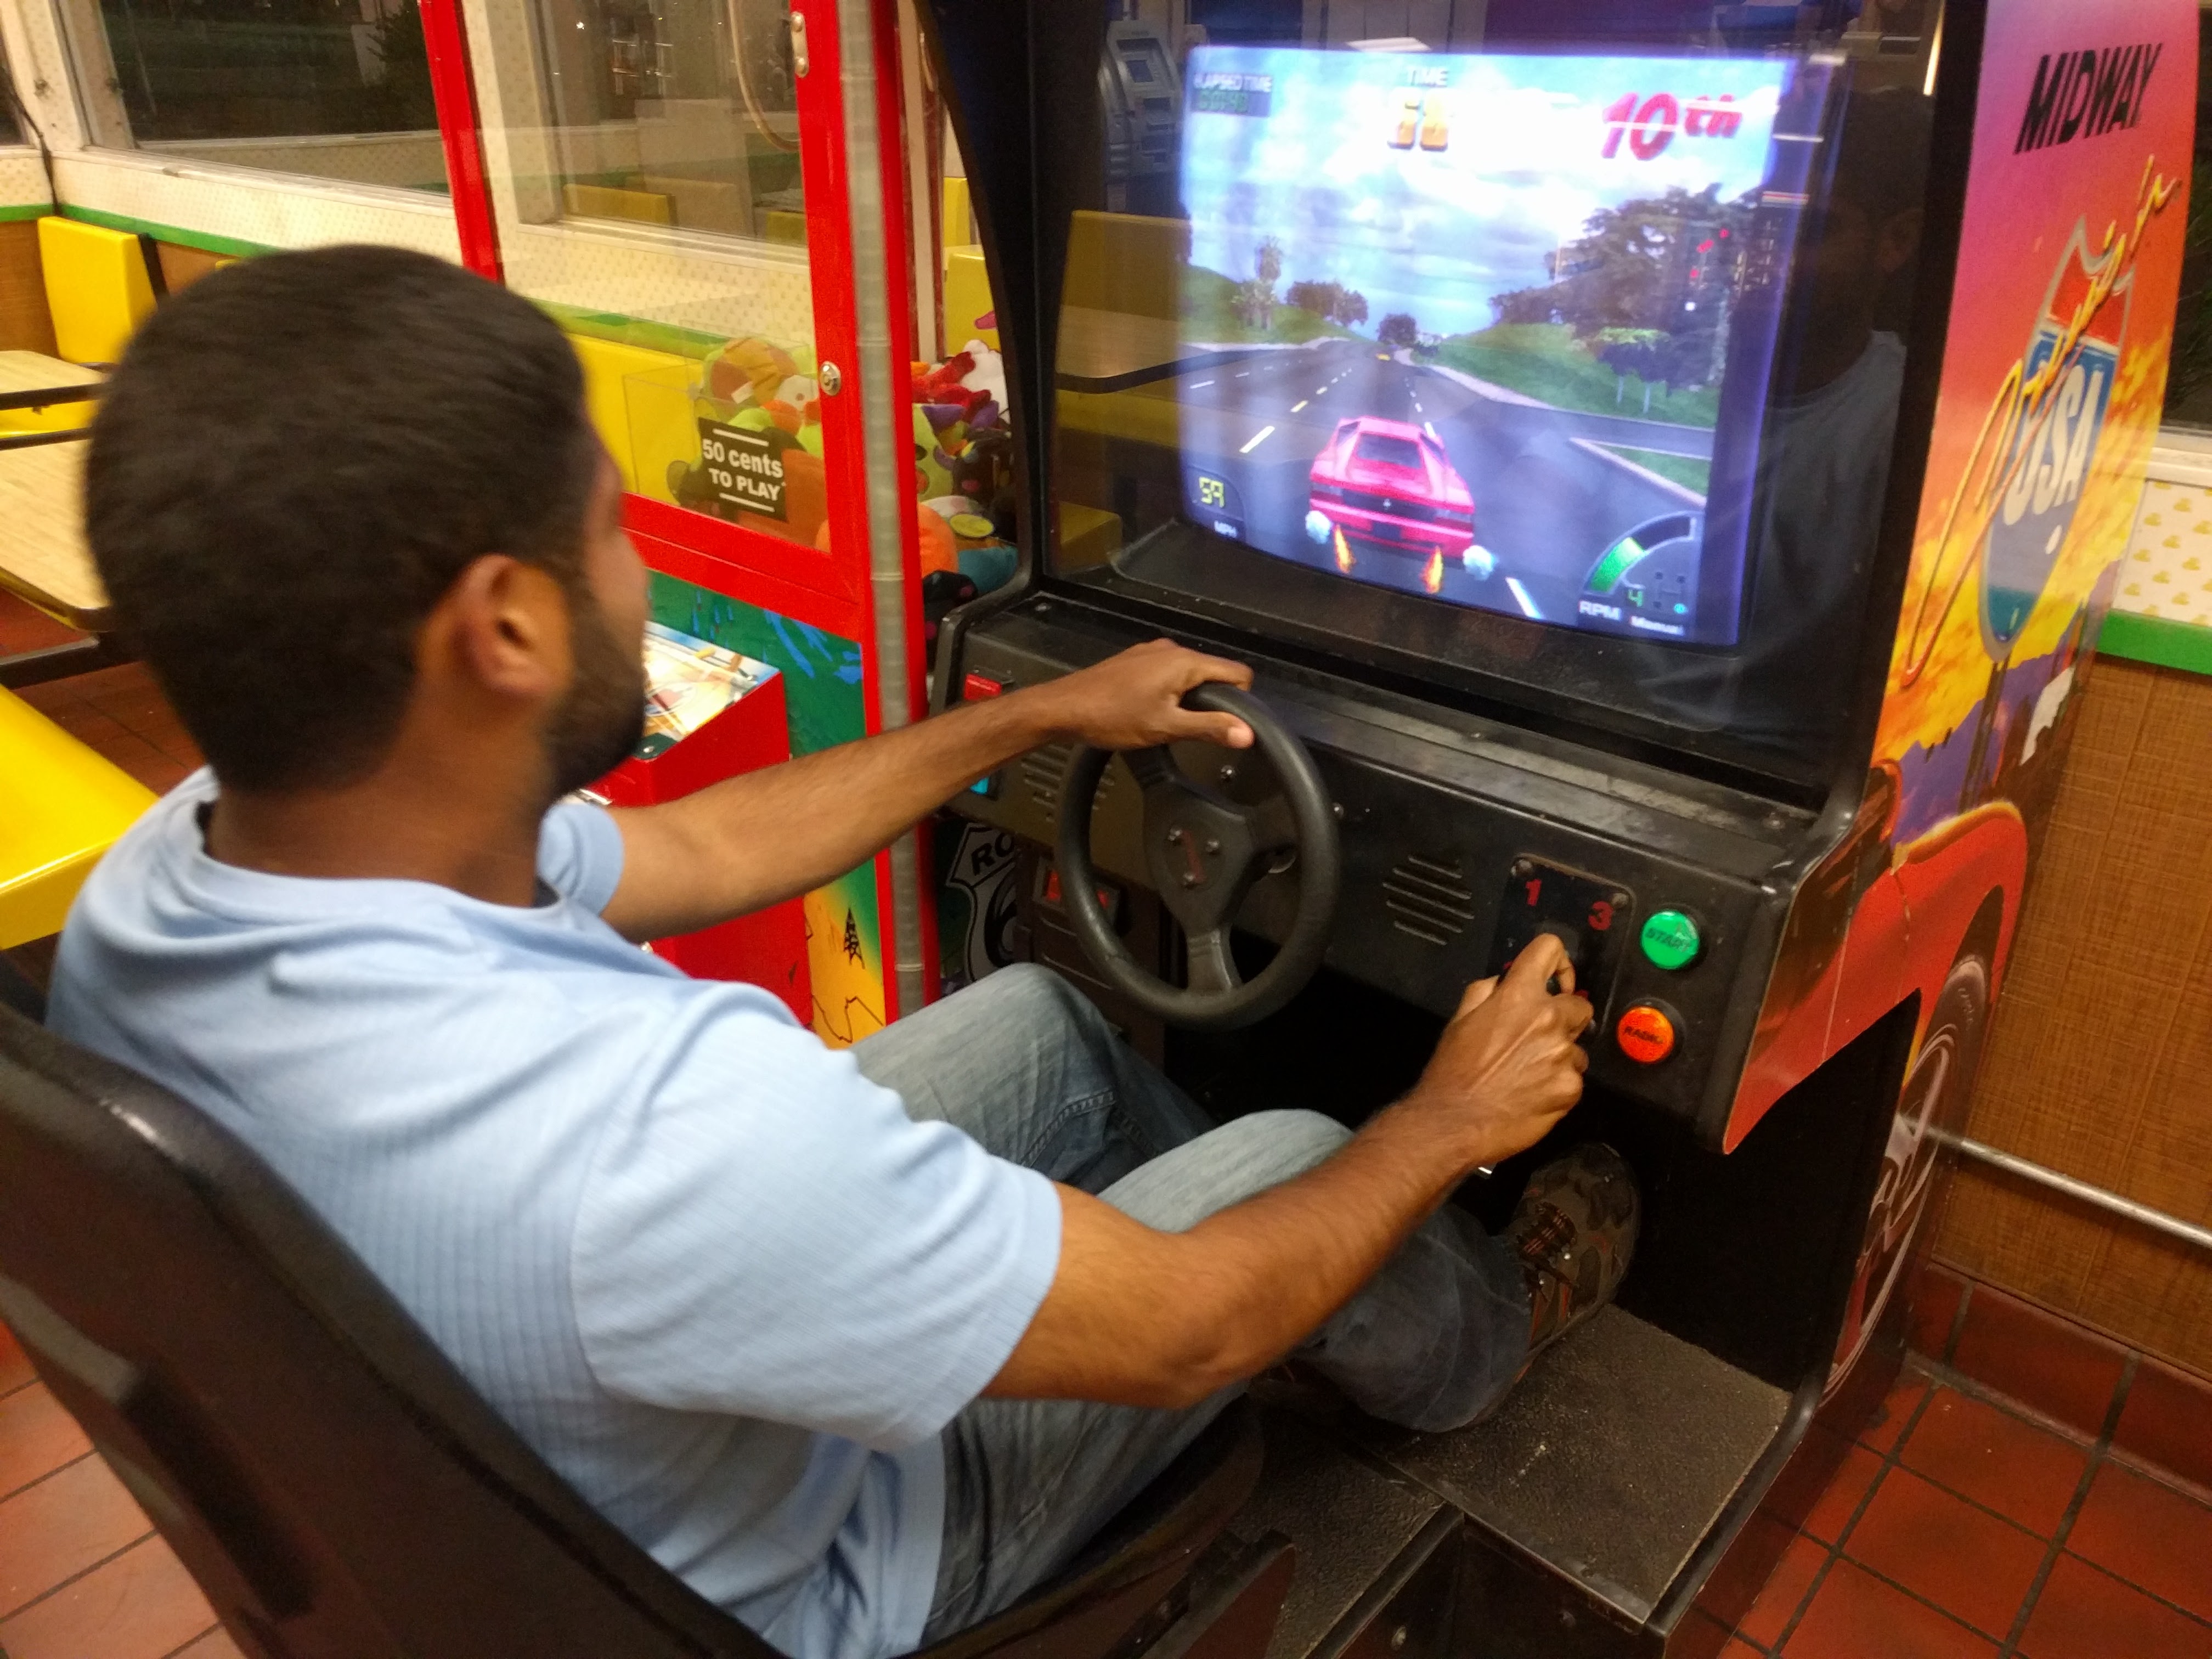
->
xmin=2160 ymin=5 xmax=2212 ymax=429
xmin=82 ymin=0 xmax=451 ymax=192
xmin=1 ymin=37 xmax=19 ymax=143
xmin=471 ymin=0 xmax=829 ymax=547
xmin=1353 ymin=432 xmax=1421 ymax=469
xmin=479 ymin=0 xmax=805 ymax=242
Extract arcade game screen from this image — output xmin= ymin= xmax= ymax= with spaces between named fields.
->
xmin=1166 ymin=48 xmax=1814 ymax=646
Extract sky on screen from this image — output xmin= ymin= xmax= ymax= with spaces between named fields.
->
xmin=1180 ymin=48 xmax=1794 ymax=337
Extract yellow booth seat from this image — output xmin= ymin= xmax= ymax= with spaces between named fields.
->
xmin=568 ymin=333 xmax=695 ymax=495
xmin=943 ymin=247 xmax=998 ymax=351
xmin=0 ymin=688 xmax=157 ymax=948
xmin=38 ymin=217 xmax=159 ymax=368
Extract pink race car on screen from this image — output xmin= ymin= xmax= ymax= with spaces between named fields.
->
xmin=1306 ymin=417 xmax=1476 ymax=556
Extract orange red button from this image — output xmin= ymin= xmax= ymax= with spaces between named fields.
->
xmin=1616 ymin=1003 xmax=1678 ymax=1064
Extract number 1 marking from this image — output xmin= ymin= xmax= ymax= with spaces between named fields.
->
xmin=1600 ymin=92 xmax=1635 ymax=159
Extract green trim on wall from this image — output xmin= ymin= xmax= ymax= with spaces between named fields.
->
xmin=58 ymin=205 xmax=270 ymax=261
xmin=540 ymin=300 xmax=759 ymax=362
xmin=33 ymin=208 xmax=789 ymax=363
xmin=2098 ymin=609 xmax=2212 ymax=676
xmin=0 ymin=204 xmax=51 ymax=222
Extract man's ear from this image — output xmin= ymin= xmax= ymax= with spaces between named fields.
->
xmin=430 ymin=554 xmax=573 ymax=701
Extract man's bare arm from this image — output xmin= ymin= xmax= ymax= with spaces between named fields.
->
xmin=985 ymin=938 xmax=1594 ymax=1406
xmin=600 ymin=640 xmax=1253 ymax=945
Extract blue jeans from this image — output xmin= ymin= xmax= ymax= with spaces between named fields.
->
xmin=850 ymin=964 xmax=1530 ymax=1640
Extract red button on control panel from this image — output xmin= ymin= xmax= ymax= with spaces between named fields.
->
xmin=963 ymin=672 xmax=1006 ymax=701
xmin=1615 ymin=1003 xmax=1678 ymax=1065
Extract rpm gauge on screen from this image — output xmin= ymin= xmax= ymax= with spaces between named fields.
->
xmin=1171 ymin=46 xmax=1830 ymax=647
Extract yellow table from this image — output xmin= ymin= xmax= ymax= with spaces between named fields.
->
xmin=0 ymin=437 xmax=133 ymax=692
xmin=0 ymin=439 xmax=105 ymax=632
xmin=0 ymin=684 xmax=155 ymax=946
xmin=1054 ymin=307 xmax=1280 ymax=394
xmin=0 ymin=350 xmax=102 ymax=428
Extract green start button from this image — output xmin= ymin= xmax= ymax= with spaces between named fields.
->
xmin=1640 ymin=909 xmax=1703 ymax=970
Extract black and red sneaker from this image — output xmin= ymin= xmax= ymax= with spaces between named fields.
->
xmin=1506 ymin=1143 xmax=1640 ymax=1357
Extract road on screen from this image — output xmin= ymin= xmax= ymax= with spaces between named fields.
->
xmin=1172 ymin=338 xmax=1713 ymax=624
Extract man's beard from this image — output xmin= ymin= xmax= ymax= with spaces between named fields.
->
xmin=544 ymin=588 xmax=647 ymax=804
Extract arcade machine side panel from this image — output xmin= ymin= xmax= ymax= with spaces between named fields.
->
xmin=1724 ymin=0 xmax=2197 ymax=1407
xmin=593 ymin=641 xmax=816 ymax=1023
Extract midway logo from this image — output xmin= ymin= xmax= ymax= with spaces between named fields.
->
xmin=2015 ymin=44 xmax=2163 ymax=154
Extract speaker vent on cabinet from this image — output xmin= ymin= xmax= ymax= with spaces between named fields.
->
xmin=1020 ymin=743 xmax=1115 ymax=814
xmin=1384 ymin=854 xmax=1475 ymax=946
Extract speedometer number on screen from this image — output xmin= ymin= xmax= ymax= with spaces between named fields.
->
xmin=1186 ymin=469 xmax=1246 ymax=541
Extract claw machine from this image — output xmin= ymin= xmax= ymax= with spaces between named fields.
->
xmin=424 ymin=0 xmax=939 ymax=1040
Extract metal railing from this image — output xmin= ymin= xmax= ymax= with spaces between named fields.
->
xmin=1943 ymin=1132 xmax=2212 ymax=1255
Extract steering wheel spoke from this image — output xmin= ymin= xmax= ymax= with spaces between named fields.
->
xmin=1184 ymin=927 xmax=1243 ymax=997
xmin=1251 ymin=796 xmax=1300 ymax=855
xmin=1123 ymin=745 xmax=1180 ymax=792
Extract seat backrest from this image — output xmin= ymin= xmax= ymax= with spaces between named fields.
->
xmin=0 ymin=1003 xmax=778 ymax=1659
xmin=36 ymin=216 xmax=159 ymax=366
xmin=0 ymin=1005 xmax=1267 ymax=1659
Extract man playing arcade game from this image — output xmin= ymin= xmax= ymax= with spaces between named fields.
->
xmin=48 ymin=249 xmax=1638 ymax=1659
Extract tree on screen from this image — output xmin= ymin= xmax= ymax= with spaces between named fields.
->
xmin=1378 ymin=312 xmax=1420 ymax=349
xmin=1232 ymin=238 xmax=1288 ymax=330
xmin=1593 ymin=328 xmax=1665 ymax=412
xmin=1486 ymin=183 xmax=1752 ymax=360
xmin=1285 ymin=279 xmax=1370 ymax=330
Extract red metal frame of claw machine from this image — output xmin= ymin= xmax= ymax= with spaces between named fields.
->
xmin=419 ymin=0 xmax=941 ymax=1032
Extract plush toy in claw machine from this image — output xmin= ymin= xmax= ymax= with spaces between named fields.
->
xmin=910 ymin=343 xmax=1023 ymax=654
xmin=590 ymin=622 xmax=812 ymax=1022
xmin=808 ymin=341 xmax=1022 ymax=613
xmin=911 ymin=341 xmax=1015 ymax=534
xmin=666 ymin=336 xmax=829 ymax=544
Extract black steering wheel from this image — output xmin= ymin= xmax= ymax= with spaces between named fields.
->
xmin=1055 ymin=684 xmax=1342 ymax=1031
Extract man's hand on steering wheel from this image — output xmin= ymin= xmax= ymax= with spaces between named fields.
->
xmin=1031 ymin=639 xmax=1257 ymax=753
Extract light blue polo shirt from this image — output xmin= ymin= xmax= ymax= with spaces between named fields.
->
xmin=47 ymin=773 xmax=1062 ymax=1659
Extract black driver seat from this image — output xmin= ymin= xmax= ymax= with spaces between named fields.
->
xmin=0 ymin=1001 xmax=1278 ymax=1659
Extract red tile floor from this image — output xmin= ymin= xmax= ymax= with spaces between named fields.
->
xmin=3 ymin=618 xmax=2209 ymax=1657
xmin=1728 ymin=1359 xmax=2212 ymax=1658
xmin=0 ymin=1322 xmax=241 ymax=1658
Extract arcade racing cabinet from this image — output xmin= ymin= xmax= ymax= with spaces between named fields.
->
xmin=922 ymin=0 xmax=2193 ymax=1653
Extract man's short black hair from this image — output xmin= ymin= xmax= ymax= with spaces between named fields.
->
xmin=87 ymin=244 xmax=597 ymax=792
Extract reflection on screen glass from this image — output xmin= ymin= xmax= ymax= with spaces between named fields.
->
xmin=1169 ymin=47 xmax=1823 ymax=647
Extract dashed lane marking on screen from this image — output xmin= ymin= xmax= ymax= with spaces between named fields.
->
xmin=1240 ymin=425 xmax=1277 ymax=454
xmin=1505 ymin=578 xmax=1542 ymax=619
xmin=1292 ymin=399 xmax=1308 ymax=411
xmin=1189 ymin=379 xmax=1214 ymax=389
